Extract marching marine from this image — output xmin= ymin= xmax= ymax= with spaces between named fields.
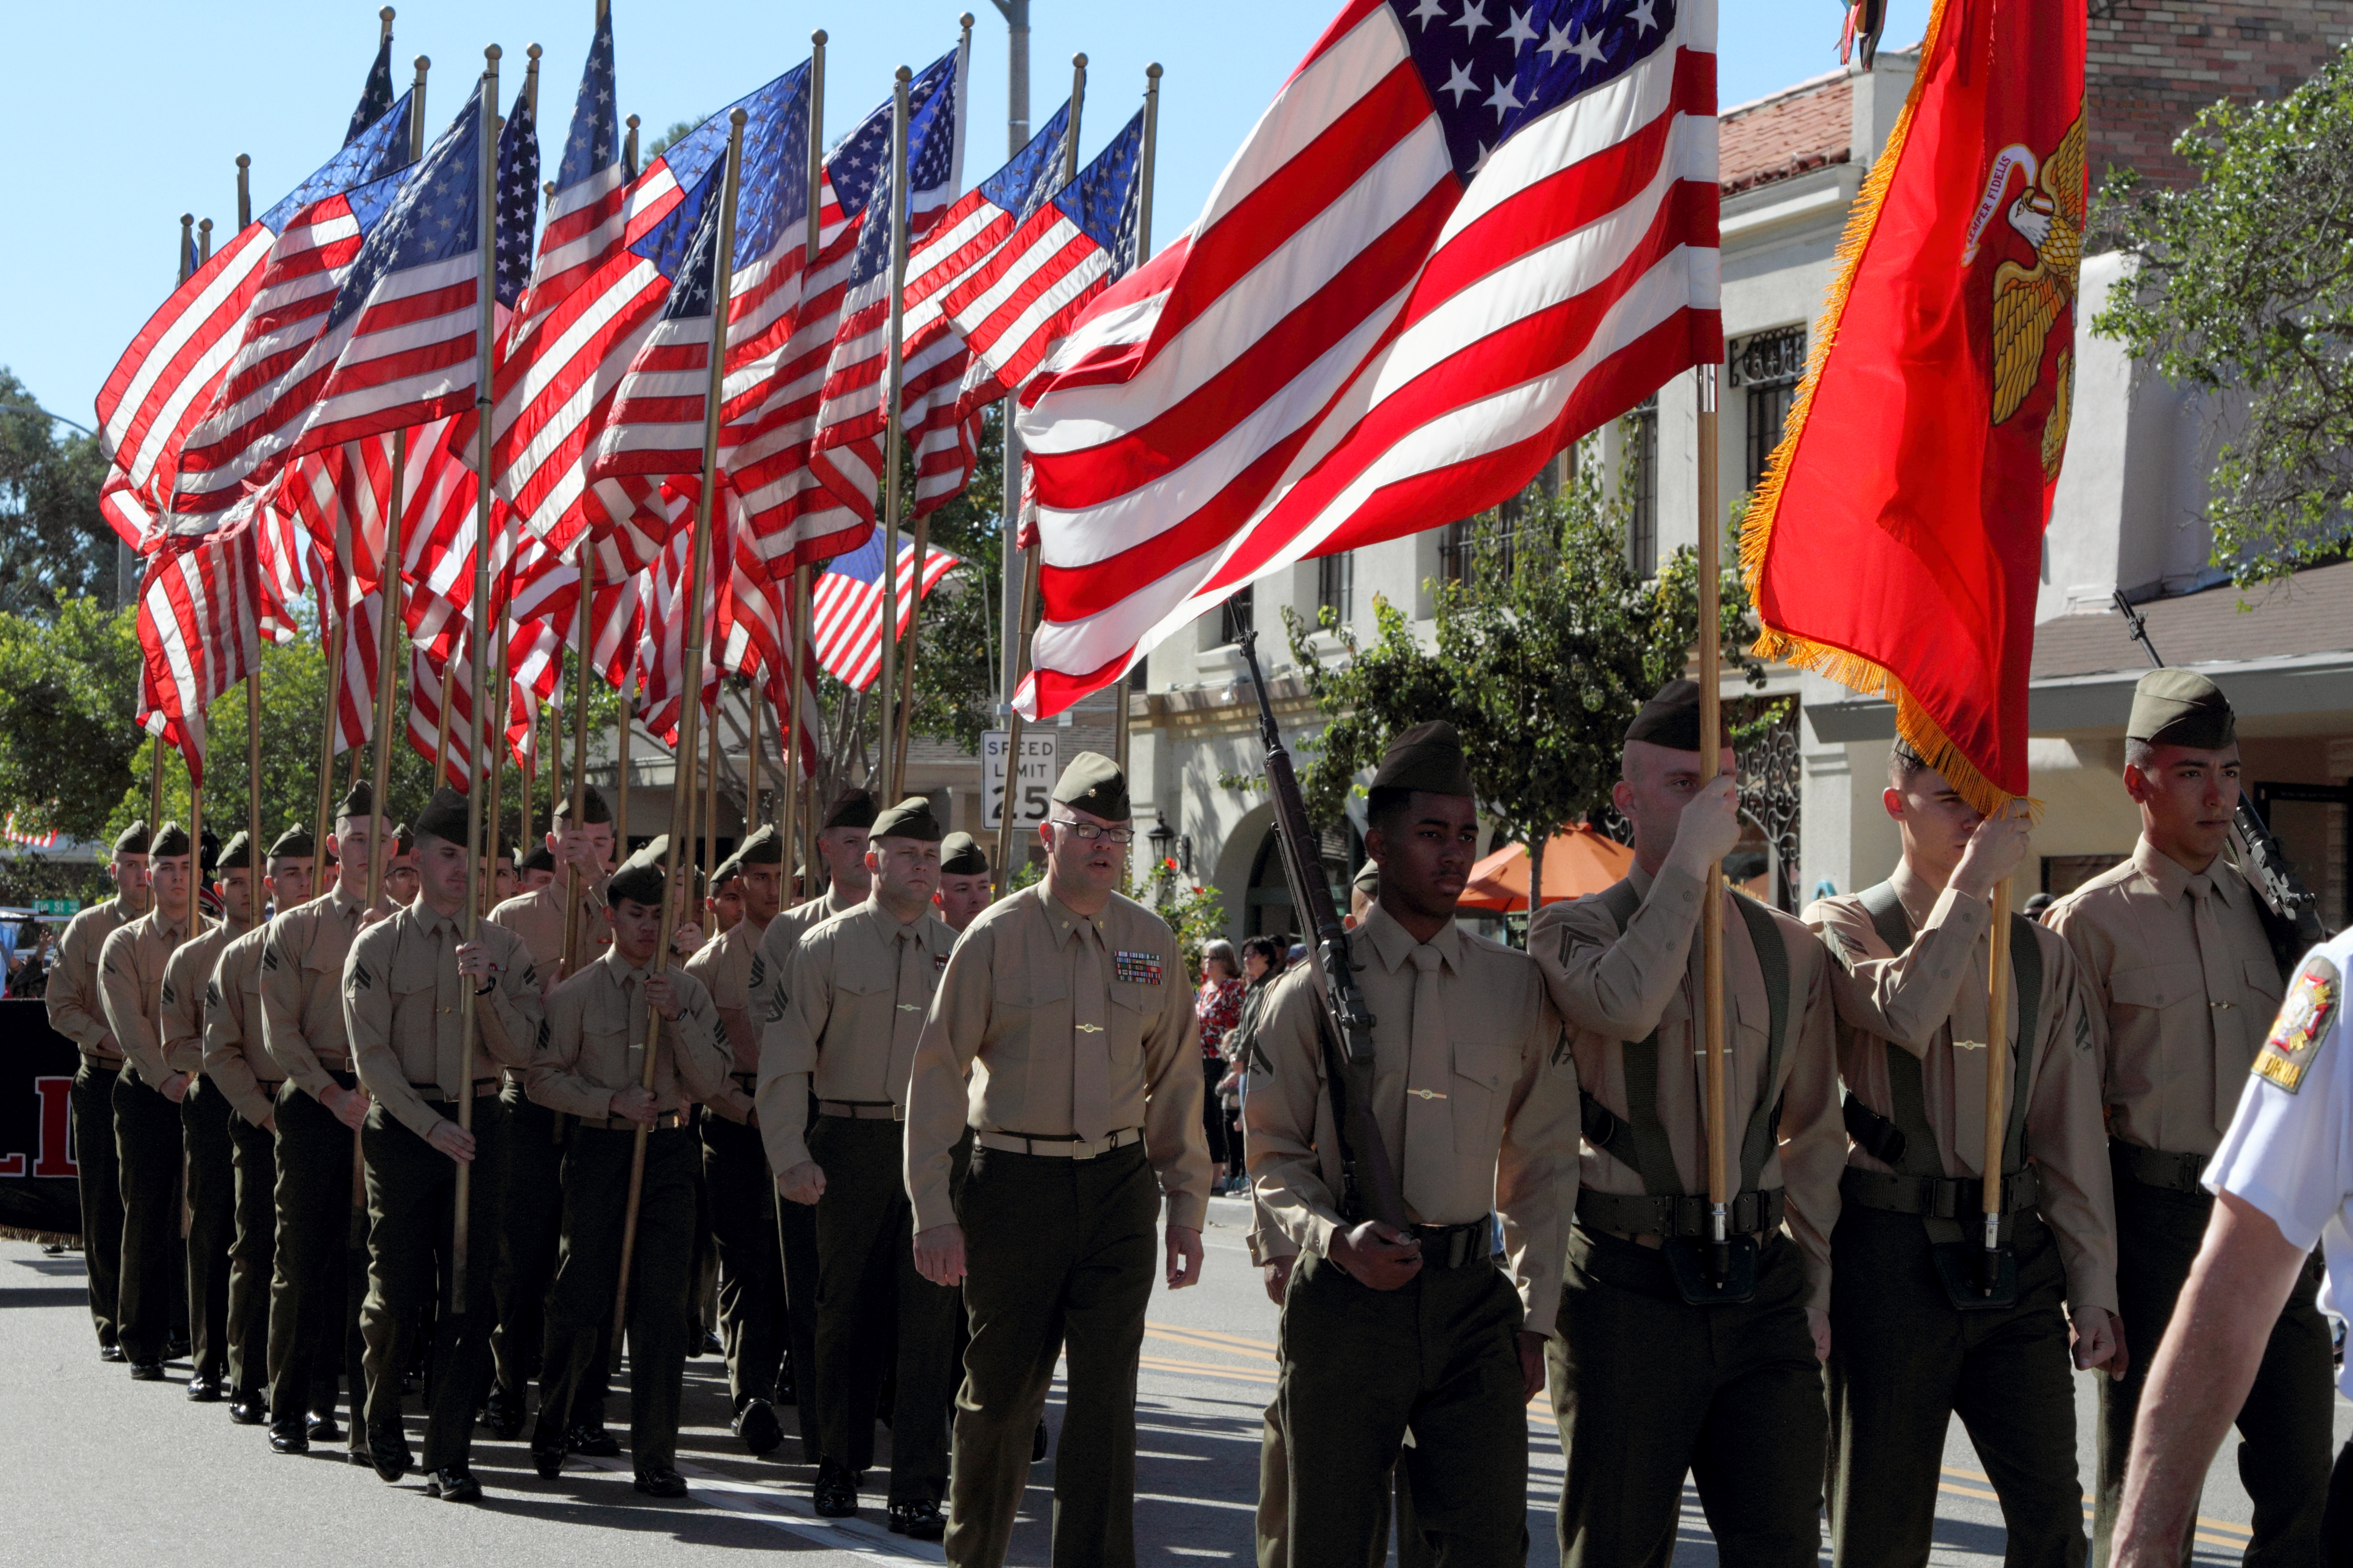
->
xmin=761 ymin=797 xmax=961 ymax=1536
xmin=2048 ymin=670 xmax=2335 ymax=1560
xmin=934 ymin=831 xmax=993 ymax=932
xmin=346 ymin=786 xmax=544 ymax=1500
xmin=527 ymin=838 xmax=731 ymax=1498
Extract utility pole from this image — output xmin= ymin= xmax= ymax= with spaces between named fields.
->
xmin=991 ymin=0 xmax=1029 ymax=714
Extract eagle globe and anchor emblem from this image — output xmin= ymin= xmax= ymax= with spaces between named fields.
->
xmin=1961 ymin=114 xmax=2087 ymax=480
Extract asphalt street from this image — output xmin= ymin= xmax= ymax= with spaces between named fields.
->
xmin=1 ymin=1194 xmax=2338 ymax=1564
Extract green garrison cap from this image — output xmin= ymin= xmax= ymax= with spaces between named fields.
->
xmin=336 ymin=779 xmax=374 ymax=821
xmin=1050 ymin=752 xmax=1130 ymax=822
xmin=871 ymin=795 xmax=946 ymax=842
xmin=267 ymin=823 xmax=315 ymax=860
xmin=1352 ymin=860 xmax=1380 ymax=897
xmin=2127 ymin=669 xmax=2236 ymax=750
xmin=216 ymin=831 xmax=253 ymax=872
xmin=940 ymin=831 xmax=988 ymax=876
xmin=734 ymin=823 xmax=785 ymax=864
xmin=551 ymin=784 xmax=613 ymax=825
xmin=1369 ymin=721 xmax=1475 ymax=797
xmin=114 ymin=820 xmax=151 ymax=856
xmin=607 ymin=837 xmax=668 ymax=907
xmin=710 ymin=854 xmax=743 ymax=889
xmin=391 ymin=824 xmax=414 ymax=856
xmin=822 ymin=789 xmax=878 ymax=831
xmin=198 ymin=827 xmax=221 ymax=873
xmin=410 ymin=788 xmax=471 ymax=846
xmin=150 ymin=821 xmax=192 ymax=858
xmin=1625 ymin=679 xmax=1703 ymax=752
xmin=519 ymin=841 xmax=555 ymax=873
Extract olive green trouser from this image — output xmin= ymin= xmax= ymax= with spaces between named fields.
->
xmin=226 ymin=1103 xmax=278 ymax=1398
xmin=811 ymin=1115 xmax=959 ymax=1502
xmin=703 ymin=1107 xmax=785 ymax=1411
xmin=73 ymin=1061 xmax=124 ymax=1349
xmin=534 ymin=1124 xmax=699 ymax=1471
xmin=2093 ymin=1165 xmax=2333 ymax=1568
xmin=113 ymin=1068 xmax=185 ymax=1365
xmin=490 ymin=1085 xmax=566 ymax=1402
xmin=266 ymin=1076 xmax=367 ymax=1440
xmin=183 ymin=1077 xmax=238 ymax=1384
xmin=359 ymin=1097 xmax=505 ymax=1470
xmin=1278 ymin=1248 xmax=1524 ymax=1568
xmin=779 ymin=1113 xmax=820 ymax=1409
xmin=947 ymin=1139 xmax=1158 ymax=1568
xmin=1551 ymin=1226 xmax=1827 ymax=1568
xmin=1828 ymin=1205 xmax=2084 ymax=1568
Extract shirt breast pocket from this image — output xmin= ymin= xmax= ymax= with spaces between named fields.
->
xmin=2244 ymin=955 xmax=2286 ymax=1013
xmin=584 ymin=1023 xmax=633 ymax=1078
xmin=993 ymin=966 xmax=1067 ymax=1062
xmin=1451 ymin=1038 xmax=1519 ymax=1150
xmin=1109 ymin=980 xmax=1160 ymax=1076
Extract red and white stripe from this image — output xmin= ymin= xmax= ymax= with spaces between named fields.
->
xmin=134 ymin=504 xmax=264 ymax=782
xmin=807 ymin=535 xmax=962 ymax=692
xmin=1014 ymin=0 xmax=1721 ymax=719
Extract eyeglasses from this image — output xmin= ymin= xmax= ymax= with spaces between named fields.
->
xmin=1049 ymin=817 xmax=1135 ymax=846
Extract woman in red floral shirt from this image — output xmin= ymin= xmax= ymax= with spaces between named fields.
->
xmin=1194 ymin=940 xmax=1245 ymax=1189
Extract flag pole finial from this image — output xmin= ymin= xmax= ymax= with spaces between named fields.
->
xmin=379 ymin=7 xmax=394 ymax=43
xmin=485 ymin=42 xmax=501 ymax=65
xmin=235 ymin=154 xmax=251 ymax=229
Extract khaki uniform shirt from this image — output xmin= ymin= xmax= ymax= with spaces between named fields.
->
xmin=486 ymin=878 xmax=610 ymax=992
xmin=1530 ymin=863 xmax=1846 ymax=1312
xmin=1808 ymin=861 xmax=2118 ymax=1314
xmin=201 ymin=923 xmax=281 ymax=1127
xmin=260 ymin=884 xmax=370 ymax=1100
xmin=1244 ymin=903 xmax=1581 ymax=1334
xmin=100 ymin=907 xmax=195 ymax=1088
xmin=684 ymin=916 xmax=766 ymax=1122
xmin=746 ymin=885 xmax=864 ymax=1034
xmin=47 ymin=894 xmax=136 ymax=1063
xmin=346 ymin=902 xmax=543 ymax=1139
xmin=756 ymin=897 xmax=958 ymax=1175
xmin=2050 ymin=838 xmax=2287 ymax=1155
xmin=903 ymin=884 xmax=1212 ymax=1235
xmin=527 ymin=948 xmax=729 ymax=1121
xmin=162 ymin=916 xmax=250 ymax=1077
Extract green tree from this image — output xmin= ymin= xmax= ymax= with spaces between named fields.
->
xmin=0 ymin=369 xmax=115 ymax=618
xmin=0 ymin=596 xmax=145 ymax=842
xmin=1282 ymin=459 xmax=1761 ymax=909
xmin=2095 ymin=48 xmax=2353 ymax=583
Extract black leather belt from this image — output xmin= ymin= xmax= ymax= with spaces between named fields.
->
xmin=80 ymin=1055 xmax=123 ymax=1073
xmin=2111 ymin=1139 xmax=2209 ymax=1195
xmin=818 ymin=1099 xmax=903 ymax=1122
xmin=579 ymin=1110 xmax=686 ymax=1132
xmin=410 ymin=1079 xmax=502 ymax=1105
xmin=1574 ymin=1187 xmax=1786 ymax=1240
xmin=1409 ymin=1221 xmax=1494 ymax=1270
xmin=1841 ymin=1163 xmax=2041 ymax=1218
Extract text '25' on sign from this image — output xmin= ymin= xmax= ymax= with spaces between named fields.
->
xmin=982 ymin=731 xmax=1060 ymax=832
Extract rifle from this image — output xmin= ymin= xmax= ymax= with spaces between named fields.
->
xmin=1234 ymin=632 xmax=1408 ymax=1234
xmin=2113 ymin=590 xmax=2328 ymax=968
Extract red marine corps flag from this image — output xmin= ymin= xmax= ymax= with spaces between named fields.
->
xmin=1743 ymin=0 xmax=2085 ymax=815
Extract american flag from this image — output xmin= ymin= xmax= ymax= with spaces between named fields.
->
xmin=806 ymin=48 xmax=970 ymax=525
xmin=510 ymin=6 xmax=621 ymax=341
xmin=807 ymin=527 xmax=961 ymax=691
xmin=1 ymin=813 xmax=62 ymax=851
xmin=585 ymin=63 xmax=814 ymax=551
xmin=102 ymin=84 xmax=415 ymax=532
xmin=134 ymin=504 xmax=264 ymax=782
xmin=346 ymin=30 xmax=398 ymax=149
xmin=941 ymin=107 xmax=1144 ymax=418
xmin=899 ymin=98 xmax=1072 ymax=364
xmin=1014 ymin=0 xmax=1720 ymax=719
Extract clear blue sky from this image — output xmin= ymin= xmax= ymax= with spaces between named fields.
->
xmin=0 ymin=0 xmax=1929 ymax=431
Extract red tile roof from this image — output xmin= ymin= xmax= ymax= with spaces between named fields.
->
xmin=1720 ymin=70 xmax=1852 ymax=195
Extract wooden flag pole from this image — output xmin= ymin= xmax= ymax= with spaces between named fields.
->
xmin=778 ymin=29 xmax=824 ymax=904
xmin=451 ymin=44 xmax=502 ymax=1314
xmin=748 ymin=674 xmax=766 ymax=830
xmin=994 ymin=544 xmax=1041 ymax=898
xmin=483 ymin=604 xmax=513 ymax=918
xmin=615 ymin=697 xmax=633 ymax=851
xmin=615 ymin=107 xmax=746 ymax=1360
xmin=198 ymin=218 xmax=213 ymax=266
xmin=560 ymin=546 xmax=596 ymax=980
xmin=365 ymin=436 xmax=408 ymax=915
xmin=247 ymin=665 xmax=262 ymax=899
xmin=1695 ymin=361 xmax=1732 ymax=1285
xmin=520 ymin=708 xmax=535 ymax=854
xmin=178 ymin=214 xmax=195 ymax=284
xmin=876 ymin=65 xmax=913 ymax=802
xmin=432 ymin=662 xmax=454 ymax=785
xmin=1982 ymin=878 xmax=2014 ymax=1292
xmin=1114 ymin=62 xmax=1157 ymax=773
xmin=237 ymin=153 xmax=252 ymax=229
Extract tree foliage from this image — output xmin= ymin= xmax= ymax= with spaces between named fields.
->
xmin=0 ymin=369 xmax=116 ymax=619
xmin=1283 ymin=457 xmax=1762 ymax=900
xmin=0 ymin=596 xmax=146 ymax=843
xmin=2094 ymin=49 xmax=2353 ymax=582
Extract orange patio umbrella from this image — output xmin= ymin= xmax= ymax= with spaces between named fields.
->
xmin=1459 ymin=822 xmax=1636 ymax=913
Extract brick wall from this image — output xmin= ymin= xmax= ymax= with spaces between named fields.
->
xmin=2089 ymin=0 xmax=2353 ymax=184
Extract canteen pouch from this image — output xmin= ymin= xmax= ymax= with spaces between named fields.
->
xmin=1660 ymin=1233 xmax=1757 ymax=1307
xmin=1930 ymin=1241 xmax=2019 ymax=1312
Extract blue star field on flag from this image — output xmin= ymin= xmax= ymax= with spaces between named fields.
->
xmin=1056 ymin=109 xmax=1146 ymax=275
xmin=495 ymin=89 xmax=541 ymax=308
xmin=346 ymin=31 xmax=398 ymax=148
xmin=1387 ymin=0 xmax=1677 ymax=181
xmin=842 ymin=51 xmax=963 ymax=290
xmin=656 ymin=62 xmax=812 ymax=323
xmin=260 ymin=88 xmax=415 ymax=233
xmin=980 ymin=98 xmax=1072 ymax=228
xmin=554 ymin=5 xmax=618 ymax=195
xmin=323 ymin=79 xmax=487 ymax=333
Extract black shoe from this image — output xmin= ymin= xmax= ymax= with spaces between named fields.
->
xmin=229 ymin=1393 xmax=268 ymax=1426
xmin=267 ymin=1419 xmax=309 ymax=1455
xmin=424 ymin=1467 xmax=482 ymax=1502
xmin=307 ymin=1412 xmax=342 ymax=1444
xmin=165 ymin=1330 xmax=190 ymax=1360
xmin=484 ymin=1386 xmax=525 ymax=1441
xmin=732 ymin=1398 xmax=782 ymax=1457
xmin=887 ymin=1500 xmax=947 ymax=1541
xmin=98 ymin=1343 xmax=126 ymax=1364
xmin=128 ymin=1360 xmax=166 ymax=1383
xmin=368 ymin=1425 xmax=413 ymax=1483
xmin=529 ymin=1422 xmax=566 ymax=1480
xmin=186 ymin=1375 xmax=224 ymax=1403
xmin=565 ymin=1421 xmax=619 ymax=1458
xmin=346 ymin=1447 xmax=374 ymax=1468
xmin=634 ymin=1467 xmax=688 ymax=1499
xmin=699 ymin=1330 xmax=722 ymax=1358
xmin=1032 ymin=1419 xmax=1049 ymax=1463
xmin=42 ymin=1243 xmax=64 ymax=1255
xmin=812 ymin=1458 xmax=860 ymax=1519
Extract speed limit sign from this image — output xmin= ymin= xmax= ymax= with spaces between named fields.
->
xmin=981 ymin=730 xmax=1059 ymax=831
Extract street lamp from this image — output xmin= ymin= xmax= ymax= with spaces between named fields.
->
xmin=1147 ymin=812 xmax=1175 ymax=868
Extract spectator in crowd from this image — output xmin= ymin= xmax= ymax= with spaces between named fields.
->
xmin=1220 ymin=935 xmax=1290 ymax=1194
xmin=1196 ymin=941 xmax=1246 ymax=1191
